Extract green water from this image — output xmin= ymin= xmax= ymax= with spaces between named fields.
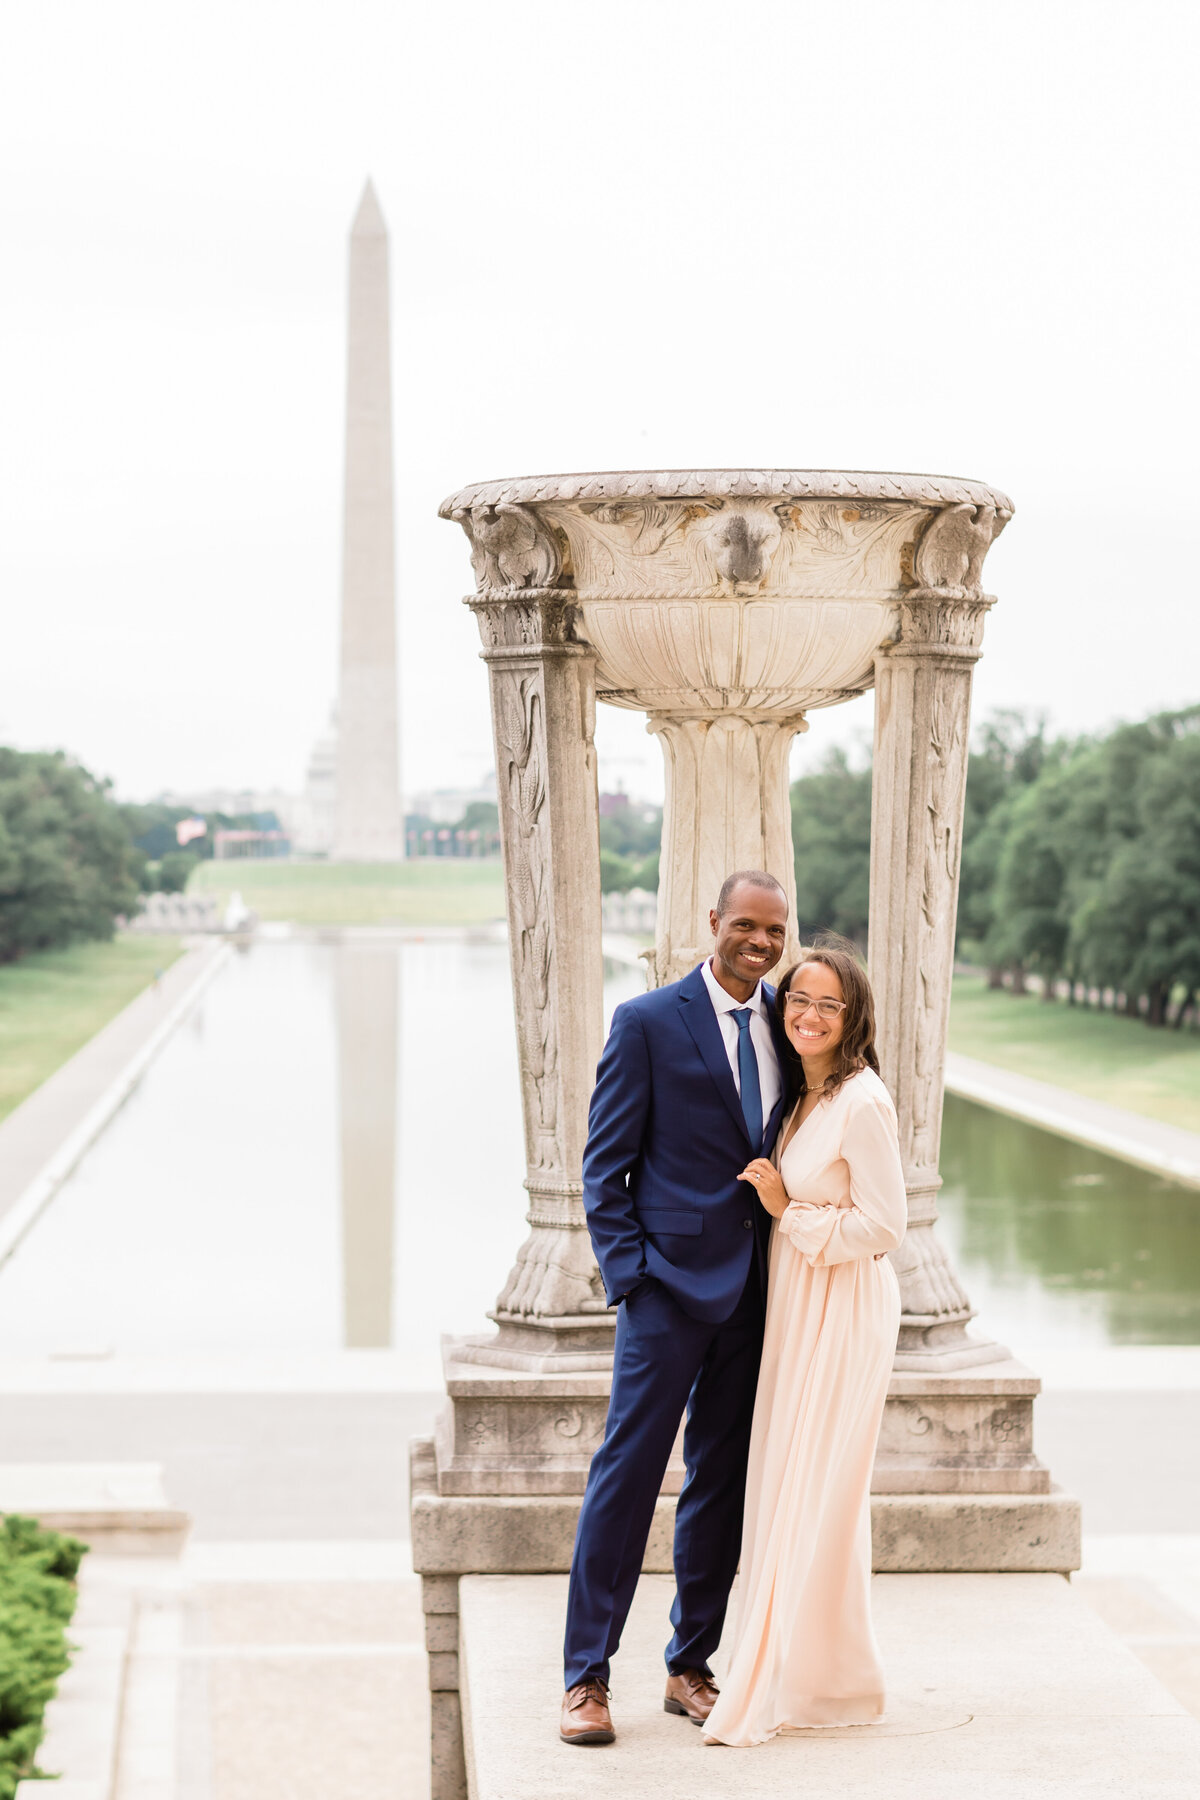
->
xmin=938 ymin=1093 xmax=1200 ymax=1347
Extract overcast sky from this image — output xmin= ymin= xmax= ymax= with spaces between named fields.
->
xmin=2 ymin=0 xmax=1197 ymax=806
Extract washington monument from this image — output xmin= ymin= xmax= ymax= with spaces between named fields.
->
xmin=332 ymin=180 xmax=403 ymax=862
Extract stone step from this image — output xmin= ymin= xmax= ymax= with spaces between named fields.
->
xmin=459 ymin=1570 xmax=1200 ymax=1799
xmin=0 ymin=1463 xmax=190 ymax=1556
xmin=410 ymin=1437 xmax=1081 ymax=1576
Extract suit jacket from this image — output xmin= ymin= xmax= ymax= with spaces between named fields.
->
xmin=582 ymin=962 xmax=790 ymax=1324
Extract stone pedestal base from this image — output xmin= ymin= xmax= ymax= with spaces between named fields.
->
xmin=449 ymin=1314 xmax=615 ymax=1374
xmin=432 ymin=1345 xmax=1048 ymax=1498
xmin=410 ymin=1433 xmax=1080 ymax=1800
xmin=433 ymin=1344 xmax=683 ymax=1497
xmin=876 ymin=1360 xmax=1049 ymax=1494
xmin=413 ymin=1435 xmax=1080 ymax=1577
xmin=892 ymin=1320 xmax=1013 ymax=1372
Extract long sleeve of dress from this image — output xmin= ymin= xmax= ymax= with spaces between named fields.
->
xmin=777 ymin=1093 xmax=907 ymax=1266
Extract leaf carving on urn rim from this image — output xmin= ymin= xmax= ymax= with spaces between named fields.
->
xmin=576 ymin=498 xmax=717 ymax=559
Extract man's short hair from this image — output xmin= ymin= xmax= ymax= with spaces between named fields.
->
xmin=715 ymin=870 xmax=788 ymax=918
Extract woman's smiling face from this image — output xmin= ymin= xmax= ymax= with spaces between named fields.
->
xmin=783 ymin=961 xmax=846 ymax=1060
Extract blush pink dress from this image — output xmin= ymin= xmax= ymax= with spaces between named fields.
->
xmin=703 ymin=1067 xmax=907 ymax=1747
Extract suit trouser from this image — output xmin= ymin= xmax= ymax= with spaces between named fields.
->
xmin=563 ymin=1265 xmax=764 ymax=1688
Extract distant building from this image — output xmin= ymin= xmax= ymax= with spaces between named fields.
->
xmin=290 ymin=717 xmax=338 ymax=856
xmin=152 ymin=786 xmax=293 ymax=825
xmin=407 ymin=770 xmax=497 ymax=826
xmin=214 ymin=828 xmax=291 ymax=861
xmin=602 ymin=888 xmax=658 ymax=933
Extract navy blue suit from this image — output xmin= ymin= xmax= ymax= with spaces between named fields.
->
xmin=563 ymin=962 xmax=789 ymax=1689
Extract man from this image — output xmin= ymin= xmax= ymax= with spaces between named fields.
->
xmin=561 ymin=869 xmax=791 ymax=1745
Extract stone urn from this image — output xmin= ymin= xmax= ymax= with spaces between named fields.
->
xmin=441 ymin=470 xmax=1012 ymax=1369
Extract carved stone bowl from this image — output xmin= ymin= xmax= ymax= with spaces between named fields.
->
xmin=440 ymin=470 xmax=1013 ymax=720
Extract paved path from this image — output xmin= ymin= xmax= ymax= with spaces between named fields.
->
xmin=945 ymin=1049 xmax=1200 ymax=1188
xmin=462 ymin=1570 xmax=1200 ymax=1799
xmin=0 ymin=938 xmax=230 ymax=1252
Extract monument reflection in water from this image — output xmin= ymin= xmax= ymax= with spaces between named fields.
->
xmin=335 ymin=943 xmax=397 ymax=1348
xmin=0 ymin=940 xmax=644 ymax=1361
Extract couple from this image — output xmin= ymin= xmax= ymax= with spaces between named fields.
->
xmin=561 ymin=869 xmax=908 ymax=1749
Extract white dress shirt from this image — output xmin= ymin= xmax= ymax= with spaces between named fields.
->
xmin=700 ymin=958 xmax=783 ymax=1125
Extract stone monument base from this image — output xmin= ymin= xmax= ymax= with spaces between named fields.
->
xmin=410 ymin=1434 xmax=1081 ymax=1800
xmin=449 ymin=1313 xmax=615 ymax=1373
xmin=431 ymin=1343 xmax=1050 ymax=1497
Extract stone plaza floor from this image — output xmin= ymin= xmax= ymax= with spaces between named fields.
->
xmin=0 ymin=1359 xmax=1196 ymax=1796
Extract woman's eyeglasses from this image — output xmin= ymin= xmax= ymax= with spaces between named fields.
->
xmin=783 ymin=991 xmax=846 ymax=1020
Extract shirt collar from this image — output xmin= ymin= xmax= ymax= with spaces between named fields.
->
xmin=701 ymin=957 xmax=766 ymax=1017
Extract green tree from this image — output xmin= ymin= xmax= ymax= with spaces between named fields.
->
xmin=0 ymin=750 xmax=140 ymax=963
xmin=157 ymin=849 xmax=203 ymax=893
xmin=983 ymin=705 xmax=1200 ymax=1023
xmin=957 ymin=710 xmax=1050 ymax=972
xmin=599 ymin=848 xmax=635 ymax=893
xmin=598 ymin=803 xmax=661 ymax=862
xmin=790 ymin=748 xmax=873 ymax=945
xmin=1070 ymin=713 xmax=1200 ymax=1023
xmin=458 ymin=800 xmax=499 ymax=835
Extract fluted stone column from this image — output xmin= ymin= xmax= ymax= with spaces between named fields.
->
xmin=868 ymin=504 xmax=1008 ymax=1370
xmin=649 ymin=715 xmax=805 ymax=988
xmin=458 ymin=576 xmax=608 ymax=1371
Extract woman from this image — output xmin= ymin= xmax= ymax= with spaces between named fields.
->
xmin=702 ymin=939 xmax=906 ymax=1747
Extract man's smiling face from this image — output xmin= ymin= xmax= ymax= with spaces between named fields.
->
xmin=708 ymin=880 xmax=789 ymax=1000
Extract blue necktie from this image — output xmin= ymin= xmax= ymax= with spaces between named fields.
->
xmin=731 ymin=1008 xmax=763 ymax=1149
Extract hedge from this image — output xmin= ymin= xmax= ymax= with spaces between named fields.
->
xmin=0 ymin=1515 xmax=87 ymax=1798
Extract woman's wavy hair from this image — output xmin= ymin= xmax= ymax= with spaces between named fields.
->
xmin=773 ymin=933 xmax=880 ymax=1104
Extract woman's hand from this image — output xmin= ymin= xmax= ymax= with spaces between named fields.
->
xmin=739 ymin=1158 xmax=788 ymax=1218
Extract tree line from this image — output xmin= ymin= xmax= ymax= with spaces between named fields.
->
xmin=3 ymin=703 xmax=1197 ymax=1019
xmin=791 ymin=705 xmax=1200 ymax=1028
xmin=0 ymin=750 xmax=272 ymax=963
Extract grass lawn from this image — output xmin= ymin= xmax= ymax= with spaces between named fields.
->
xmin=0 ymin=936 xmax=183 ymax=1125
xmin=191 ymin=858 xmax=507 ymax=926
xmin=949 ymin=974 xmax=1200 ymax=1135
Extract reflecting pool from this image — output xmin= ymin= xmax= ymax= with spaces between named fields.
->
xmin=0 ymin=939 xmax=640 ymax=1363
xmin=0 ymin=940 xmax=1195 ymax=1362
xmin=939 ymin=1093 xmax=1200 ymax=1348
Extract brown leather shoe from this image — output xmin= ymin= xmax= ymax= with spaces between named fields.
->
xmin=560 ymin=1678 xmax=615 ymax=1745
xmin=664 ymin=1668 xmax=720 ymax=1725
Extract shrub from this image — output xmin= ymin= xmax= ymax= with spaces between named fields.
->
xmin=0 ymin=1514 xmax=86 ymax=1798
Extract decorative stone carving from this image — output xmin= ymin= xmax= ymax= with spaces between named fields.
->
xmin=912 ymin=501 xmax=1009 ymax=594
xmin=456 ymin=591 xmax=608 ymax=1370
xmin=869 ymin=574 xmax=1008 ymax=1369
xmin=426 ymin=472 xmax=1086 ymax=1800
xmin=449 ymin=501 xmax=563 ymax=591
xmin=492 ymin=669 xmax=558 ymax=1170
xmin=440 ymin=471 xmax=1015 ymax=1377
xmin=441 ymin=469 xmax=1012 ymax=512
